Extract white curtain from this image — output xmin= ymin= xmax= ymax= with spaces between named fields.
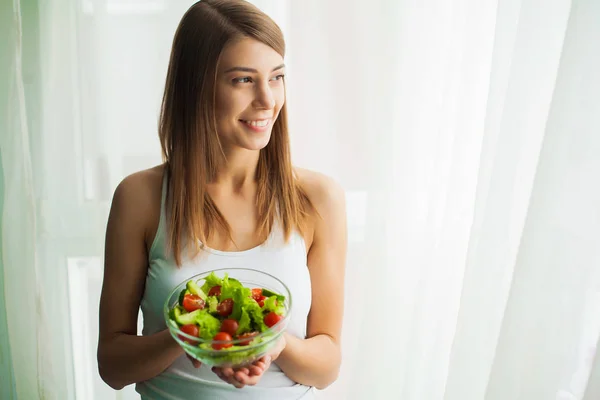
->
xmin=2 ymin=0 xmax=600 ymax=399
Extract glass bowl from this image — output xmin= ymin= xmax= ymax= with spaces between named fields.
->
xmin=163 ymin=267 xmax=292 ymax=367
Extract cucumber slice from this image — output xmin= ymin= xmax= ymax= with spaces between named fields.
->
xmin=175 ymin=309 xmax=202 ymax=325
xmin=186 ymin=280 xmax=208 ymax=300
xmin=261 ymin=288 xmax=285 ymax=302
xmin=260 ymin=288 xmax=278 ymax=297
xmin=206 ymin=296 xmax=219 ymax=314
xmin=169 ymin=306 xmax=183 ymax=324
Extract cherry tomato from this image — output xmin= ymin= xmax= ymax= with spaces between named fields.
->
xmin=208 ymin=285 xmax=222 ymax=297
xmin=217 ymin=298 xmax=234 ymax=317
xmin=182 ymin=294 xmax=205 ymax=312
xmin=237 ymin=331 xmax=258 ymax=346
xmin=251 ymin=288 xmax=263 ymax=299
xmin=220 ymin=319 xmax=239 ymax=336
xmin=178 ymin=324 xmax=199 ymax=344
xmin=212 ymin=332 xmax=233 ymax=350
xmin=264 ymin=311 xmax=283 ymax=328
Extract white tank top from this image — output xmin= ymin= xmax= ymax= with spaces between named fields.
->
xmin=135 ymin=172 xmax=315 ymax=400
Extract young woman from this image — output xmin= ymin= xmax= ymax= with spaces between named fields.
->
xmin=97 ymin=1 xmax=346 ymax=399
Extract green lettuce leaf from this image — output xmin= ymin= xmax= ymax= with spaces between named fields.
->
xmin=263 ymin=296 xmax=286 ymax=315
xmin=242 ymin=297 xmax=269 ymax=332
xmin=230 ymin=286 xmax=252 ymax=321
xmin=236 ymin=308 xmax=252 ymax=335
xmin=195 ymin=310 xmax=221 ymax=340
xmin=220 ymin=274 xmax=244 ymax=301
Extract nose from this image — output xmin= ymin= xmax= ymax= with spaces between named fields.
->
xmin=252 ymin=82 xmax=276 ymax=110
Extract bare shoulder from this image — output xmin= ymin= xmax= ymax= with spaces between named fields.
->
xmin=115 ymin=164 xmax=163 ymax=193
xmin=112 ymin=164 xmax=163 ymax=211
xmin=294 ymin=167 xmax=346 ymax=253
xmin=294 ymin=167 xmax=346 ymax=213
xmin=111 ymin=164 xmax=165 ymax=248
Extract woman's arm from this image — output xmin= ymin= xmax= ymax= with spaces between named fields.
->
xmin=274 ymin=171 xmax=347 ymax=389
xmin=97 ymin=171 xmax=183 ymax=390
xmin=211 ymin=171 xmax=347 ymax=390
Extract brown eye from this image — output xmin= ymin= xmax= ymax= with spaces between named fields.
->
xmin=233 ymin=77 xmax=252 ymax=84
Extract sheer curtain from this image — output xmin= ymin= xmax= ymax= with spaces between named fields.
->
xmin=2 ymin=0 xmax=600 ymax=399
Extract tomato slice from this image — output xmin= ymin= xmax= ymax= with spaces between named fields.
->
xmin=219 ymin=319 xmax=239 ymax=336
xmin=217 ymin=298 xmax=234 ymax=317
xmin=251 ymin=288 xmax=263 ymax=298
xmin=212 ymin=332 xmax=233 ymax=350
xmin=182 ymin=294 xmax=205 ymax=312
xmin=255 ymin=295 xmax=267 ymax=308
xmin=264 ymin=311 xmax=283 ymax=328
xmin=237 ymin=331 xmax=258 ymax=346
xmin=208 ymin=285 xmax=222 ymax=297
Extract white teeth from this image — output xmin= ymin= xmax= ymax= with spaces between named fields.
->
xmin=243 ymin=119 xmax=269 ymax=127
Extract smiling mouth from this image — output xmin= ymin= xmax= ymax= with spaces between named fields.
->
xmin=239 ymin=119 xmax=271 ymax=128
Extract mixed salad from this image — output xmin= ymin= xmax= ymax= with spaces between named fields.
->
xmin=168 ymin=272 xmax=287 ymax=351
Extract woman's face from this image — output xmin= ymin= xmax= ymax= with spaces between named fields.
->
xmin=214 ymin=37 xmax=286 ymax=152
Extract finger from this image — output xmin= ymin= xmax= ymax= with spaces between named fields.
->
xmin=229 ymin=375 xmax=245 ymax=389
xmin=253 ymin=356 xmax=271 ymax=372
xmin=256 ymin=355 xmax=268 ymax=363
xmin=213 ymin=368 xmax=233 ymax=383
xmin=212 ymin=368 xmax=223 ymax=379
xmin=215 ymin=371 xmax=243 ymax=388
xmin=218 ymin=367 xmax=245 ymax=389
xmin=186 ymin=355 xmax=201 ymax=368
xmin=257 ymin=355 xmax=271 ymax=365
xmin=254 ymin=360 xmax=267 ymax=370
xmin=238 ymin=367 xmax=250 ymax=375
xmin=249 ymin=365 xmax=264 ymax=376
xmin=227 ymin=377 xmax=244 ymax=389
xmin=235 ymin=371 xmax=260 ymax=386
xmin=235 ymin=371 xmax=249 ymax=383
xmin=212 ymin=367 xmax=225 ymax=380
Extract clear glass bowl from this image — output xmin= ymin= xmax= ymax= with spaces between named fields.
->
xmin=163 ymin=267 xmax=292 ymax=367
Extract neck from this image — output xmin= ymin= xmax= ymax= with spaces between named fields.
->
xmin=210 ymin=148 xmax=260 ymax=193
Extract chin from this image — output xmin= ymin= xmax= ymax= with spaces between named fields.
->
xmin=241 ymin=130 xmax=273 ymax=151
xmin=246 ymin=136 xmax=272 ymax=151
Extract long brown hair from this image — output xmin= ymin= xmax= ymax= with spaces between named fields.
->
xmin=159 ymin=0 xmax=313 ymax=265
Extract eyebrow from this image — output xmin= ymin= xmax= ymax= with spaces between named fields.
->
xmin=224 ymin=64 xmax=285 ymax=74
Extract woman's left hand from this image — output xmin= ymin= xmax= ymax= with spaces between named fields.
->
xmin=211 ymin=335 xmax=287 ymax=389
